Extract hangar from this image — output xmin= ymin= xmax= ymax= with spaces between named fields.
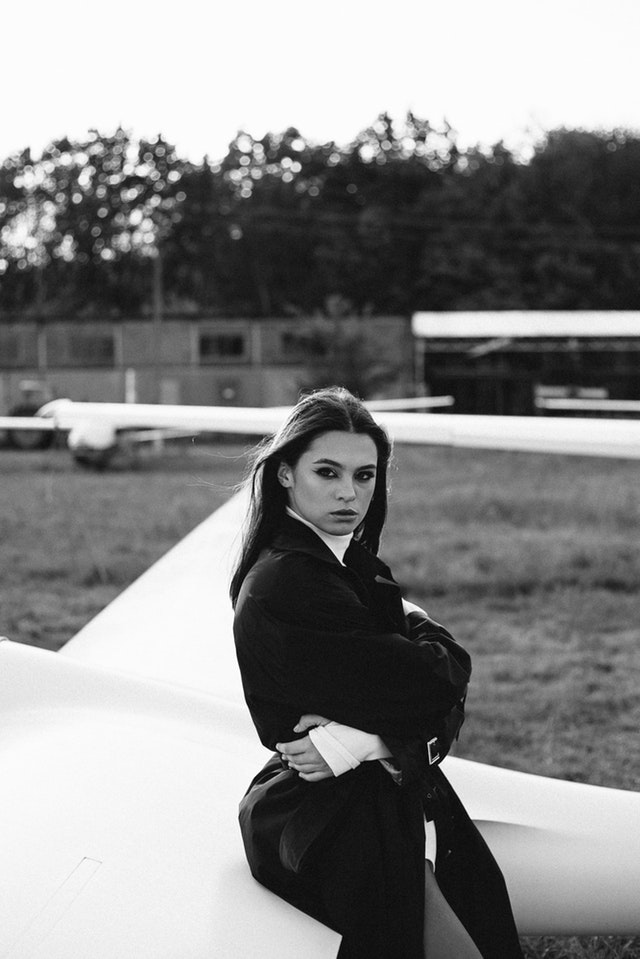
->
xmin=413 ymin=311 xmax=640 ymax=416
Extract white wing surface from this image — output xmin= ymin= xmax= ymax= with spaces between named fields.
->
xmin=59 ymin=487 xmax=640 ymax=938
xmin=375 ymin=411 xmax=640 ymax=458
xmin=61 ymin=490 xmax=247 ymax=699
xmin=0 ymin=639 xmax=339 ymax=958
xmin=38 ymin=399 xmax=640 ymax=459
xmin=3 ymin=404 xmax=640 ymax=953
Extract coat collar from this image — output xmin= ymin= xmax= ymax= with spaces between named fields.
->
xmin=271 ymin=515 xmax=398 ymax=587
xmin=271 ymin=514 xmax=346 ymax=566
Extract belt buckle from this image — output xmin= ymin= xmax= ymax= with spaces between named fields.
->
xmin=427 ymin=737 xmax=440 ymax=766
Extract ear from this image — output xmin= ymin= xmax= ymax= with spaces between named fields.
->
xmin=277 ymin=462 xmax=293 ymax=488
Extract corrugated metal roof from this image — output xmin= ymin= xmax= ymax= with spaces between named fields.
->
xmin=412 ymin=311 xmax=640 ymax=338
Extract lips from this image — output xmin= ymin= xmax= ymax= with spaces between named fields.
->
xmin=331 ymin=509 xmax=358 ymax=517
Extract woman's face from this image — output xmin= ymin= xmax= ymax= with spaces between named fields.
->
xmin=278 ymin=430 xmax=378 ymax=536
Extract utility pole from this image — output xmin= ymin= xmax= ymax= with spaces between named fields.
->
xmin=152 ymin=250 xmax=164 ymax=403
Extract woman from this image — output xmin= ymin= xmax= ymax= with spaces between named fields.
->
xmin=231 ymin=387 xmax=523 ymax=959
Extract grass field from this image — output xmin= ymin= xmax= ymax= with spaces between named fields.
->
xmin=1 ymin=438 xmax=639 ymax=959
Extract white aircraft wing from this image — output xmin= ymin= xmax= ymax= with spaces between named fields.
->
xmin=3 ymin=402 xmax=640 ymax=955
xmin=56 ymin=484 xmax=640 ymax=940
xmin=38 ymin=399 xmax=640 ymax=460
xmin=536 ymin=398 xmax=640 ymax=414
xmin=0 ymin=639 xmax=339 ymax=959
xmin=0 ymin=417 xmax=56 ymax=430
xmin=60 ymin=489 xmax=247 ymax=698
xmin=373 ymin=411 xmax=640 ymax=458
xmin=38 ymin=399 xmax=288 ymax=437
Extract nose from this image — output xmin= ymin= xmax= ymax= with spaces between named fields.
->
xmin=337 ymin=477 xmax=356 ymax=502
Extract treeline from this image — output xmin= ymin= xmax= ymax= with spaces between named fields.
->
xmin=2 ymin=113 xmax=640 ymax=319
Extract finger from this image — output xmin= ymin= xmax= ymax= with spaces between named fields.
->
xmin=277 ymin=737 xmax=308 ymax=753
xmin=287 ymin=747 xmax=319 ymax=763
xmin=290 ymin=754 xmax=332 ymax=770
xmin=280 ymin=738 xmax=312 ymax=757
xmin=291 ymin=753 xmax=325 ymax=769
xmin=293 ymin=714 xmax=331 ymax=733
xmin=299 ymin=769 xmax=334 ymax=782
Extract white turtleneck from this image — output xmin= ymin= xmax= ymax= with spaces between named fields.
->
xmin=285 ymin=507 xmax=352 ymax=564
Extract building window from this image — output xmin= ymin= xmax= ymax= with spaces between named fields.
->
xmin=199 ymin=333 xmax=248 ymax=363
xmin=68 ymin=332 xmax=115 ymax=367
xmin=0 ymin=329 xmax=39 ymax=368
xmin=0 ymin=332 xmax=21 ymax=367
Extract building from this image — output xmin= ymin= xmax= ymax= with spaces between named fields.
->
xmin=413 ymin=311 xmax=640 ymax=415
xmin=0 ymin=315 xmax=413 ymax=414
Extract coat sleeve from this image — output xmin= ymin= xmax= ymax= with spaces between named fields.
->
xmin=237 ymin=555 xmax=471 ymax=742
xmin=379 ymin=610 xmax=470 ymax=783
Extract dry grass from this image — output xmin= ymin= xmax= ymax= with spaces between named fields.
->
xmin=1 ymin=438 xmax=639 ymax=958
xmin=385 ymin=446 xmax=640 ymax=792
xmin=0 ymin=440 xmax=246 ymax=649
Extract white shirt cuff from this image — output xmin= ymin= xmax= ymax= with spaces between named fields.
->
xmin=309 ymin=723 xmax=391 ymax=777
xmin=327 ymin=722 xmax=391 ymax=762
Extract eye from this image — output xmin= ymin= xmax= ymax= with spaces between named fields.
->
xmin=356 ymin=470 xmax=376 ymax=483
xmin=315 ymin=467 xmax=337 ymax=478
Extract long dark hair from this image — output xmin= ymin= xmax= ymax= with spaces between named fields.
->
xmin=229 ymin=387 xmax=392 ymax=606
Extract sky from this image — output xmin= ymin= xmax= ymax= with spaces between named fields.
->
xmin=4 ymin=0 xmax=640 ymax=163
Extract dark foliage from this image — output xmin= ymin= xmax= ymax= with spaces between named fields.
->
xmin=2 ymin=117 xmax=640 ymax=318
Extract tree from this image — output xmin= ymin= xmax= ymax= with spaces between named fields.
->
xmin=3 ymin=119 xmax=640 ymax=317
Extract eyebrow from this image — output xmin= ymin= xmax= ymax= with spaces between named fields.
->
xmin=312 ymin=458 xmax=377 ymax=470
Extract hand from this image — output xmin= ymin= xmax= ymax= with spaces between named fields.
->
xmin=276 ymin=732 xmax=334 ymax=782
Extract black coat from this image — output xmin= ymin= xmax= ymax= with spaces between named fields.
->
xmin=234 ymin=517 xmax=523 ymax=959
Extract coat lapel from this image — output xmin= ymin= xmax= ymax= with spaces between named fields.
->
xmin=270 ymin=515 xmax=406 ymax=633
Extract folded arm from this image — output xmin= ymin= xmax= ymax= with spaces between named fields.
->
xmin=236 ymin=555 xmax=471 ymax=752
xmin=277 ymin=713 xmax=391 ymax=781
